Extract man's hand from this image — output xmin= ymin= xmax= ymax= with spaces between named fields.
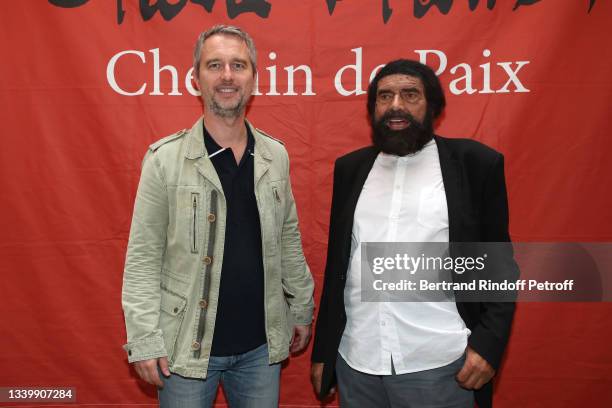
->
xmin=311 ymin=362 xmax=336 ymax=398
xmin=290 ymin=324 xmax=312 ymax=354
xmin=456 ymin=347 xmax=495 ymax=390
xmin=133 ymin=357 xmax=170 ymax=388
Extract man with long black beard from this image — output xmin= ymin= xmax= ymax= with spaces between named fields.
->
xmin=311 ymin=59 xmax=516 ymax=408
xmin=371 ymin=98 xmax=434 ymax=156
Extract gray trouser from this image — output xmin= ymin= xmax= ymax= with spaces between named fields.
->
xmin=336 ymin=354 xmax=474 ymax=408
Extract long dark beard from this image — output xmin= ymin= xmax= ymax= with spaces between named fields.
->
xmin=371 ymin=109 xmax=434 ymax=156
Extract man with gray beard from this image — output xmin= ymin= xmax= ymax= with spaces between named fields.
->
xmin=122 ymin=25 xmax=314 ymax=408
xmin=311 ymin=59 xmax=516 ymax=408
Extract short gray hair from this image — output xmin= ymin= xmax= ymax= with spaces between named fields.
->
xmin=193 ymin=25 xmax=257 ymax=76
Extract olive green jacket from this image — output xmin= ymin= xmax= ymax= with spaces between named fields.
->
xmin=122 ymin=116 xmax=314 ymax=378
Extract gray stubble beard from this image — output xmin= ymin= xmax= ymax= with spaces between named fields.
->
xmin=204 ymin=94 xmax=249 ymax=119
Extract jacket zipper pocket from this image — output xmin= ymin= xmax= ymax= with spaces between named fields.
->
xmin=272 ymin=186 xmax=282 ymax=244
xmin=191 ymin=192 xmax=199 ymax=253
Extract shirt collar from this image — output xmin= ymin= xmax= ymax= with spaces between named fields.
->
xmin=203 ymin=122 xmax=255 ymax=159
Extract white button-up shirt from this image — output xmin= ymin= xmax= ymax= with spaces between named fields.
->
xmin=338 ymin=140 xmax=470 ymax=375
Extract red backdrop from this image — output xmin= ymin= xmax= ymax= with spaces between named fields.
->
xmin=1 ymin=1 xmax=611 ymax=407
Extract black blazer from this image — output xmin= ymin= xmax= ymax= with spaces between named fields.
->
xmin=311 ymin=136 xmax=517 ymax=408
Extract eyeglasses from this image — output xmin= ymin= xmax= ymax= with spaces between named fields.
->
xmin=376 ymin=89 xmax=423 ymax=105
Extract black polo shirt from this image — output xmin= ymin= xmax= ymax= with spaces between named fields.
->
xmin=205 ymin=124 xmax=267 ymax=356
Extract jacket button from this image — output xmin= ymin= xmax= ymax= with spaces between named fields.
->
xmin=207 ymin=213 xmax=216 ymax=223
xmin=128 ymin=349 xmax=132 ymax=356
xmin=173 ymin=307 xmax=179 ymax=313
xmin=203 ymin=256 xmax=212 ymax=265
xmin=199 ymin=299 xmax=208 ymax=309
xmin=191 ymin=341 xmax=201 ymax=351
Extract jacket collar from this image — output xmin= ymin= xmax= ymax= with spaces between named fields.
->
xmin=185 ymin=116 xmax=273 ymax=161
xmin=184 ymin=116 xmax=273 ymax=191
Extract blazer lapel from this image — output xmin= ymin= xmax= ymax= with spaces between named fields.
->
xmin=435 ymin=136 xmax=463 ymax=242
xmin=336 ymin=147 xmax=379 ymax=279
xmin=343 ymin=147 xmax=379 ymax=220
